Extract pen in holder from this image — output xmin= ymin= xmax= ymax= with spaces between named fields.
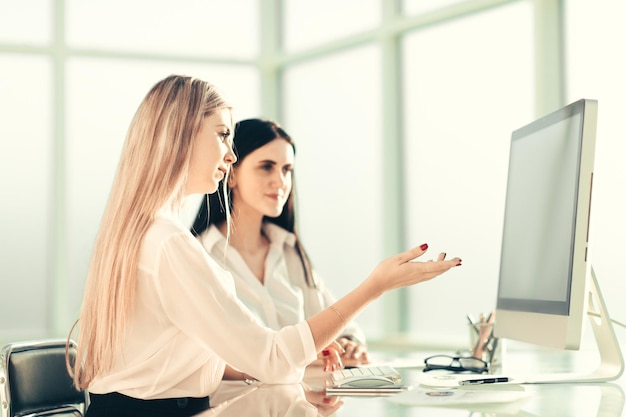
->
xmin=467 ymin=312 xmax=502 ymax=369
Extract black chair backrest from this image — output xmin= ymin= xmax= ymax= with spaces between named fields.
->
xmin=1 ymin=339 xmax=86 ymax=417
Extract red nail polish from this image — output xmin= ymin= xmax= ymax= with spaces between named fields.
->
xmin=322 ymin=349 xmax=330 ymax=356
xmin=420 ymin=243 xmax=428 ymax=250
xmin=456 ymin=262 xmax=462 ymax=266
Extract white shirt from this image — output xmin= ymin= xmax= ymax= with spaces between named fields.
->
xmin=88 ymin=209 xmax=317 ymax=400
xmin=199 ymin=223 xmax=365 ymax=344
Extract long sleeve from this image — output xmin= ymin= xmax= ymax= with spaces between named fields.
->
xmin=88 ymin=216 xmax=317 ymax=399
xmin=154 ymin=231 xmax=317 ymax=382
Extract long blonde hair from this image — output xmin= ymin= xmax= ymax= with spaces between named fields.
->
xmin=71 ymin=75 xmax=231 ymax=390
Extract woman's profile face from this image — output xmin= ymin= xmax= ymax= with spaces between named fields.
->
xmin=230 ymin=138 xmax=295 ymax=218
xmin=186 ymin=108 xmax=236 ymax=195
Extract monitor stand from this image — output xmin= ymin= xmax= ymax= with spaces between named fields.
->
xmin=522 ymin=266 xmax=624 ymax=383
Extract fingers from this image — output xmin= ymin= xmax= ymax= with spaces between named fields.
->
xmin=320 ymin=342 xmax=344 ymax=372
xmin=318 ymin=397 xmax=344 ymax=416
xmin=422 ymin=257 xmax=463 ymax=274
xmin=342 ymin=342 xmax=361 ymax=359
xmin=398 ymin=245 xmax=460 ymax=264
xmin=322 ymin=352 xmax=342 ymax=372
xmin=398 ymin=256 xmax=463 ymax=289
xmin=303 ymin=389 xmax=343 ymax=415
xmin=371 ymin=245 xmax=462 ymax=293
xmin=395 ymin=244 xmax=461 ymax=266
xmin=394 ymin=243 xmax=429 ymax=264
xmin=338 ymin=338 xmax=366 ymax=361
xmin=446 ymin=257 xmax=463 ymax=267
xmin=336 ymin=337 xmax=371 ymax=367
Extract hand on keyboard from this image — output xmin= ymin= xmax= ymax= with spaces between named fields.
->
xmin=319 ymin=340 xmax=344 ymax=372
xmin=337 ymin=336 xmax=370 ymax=365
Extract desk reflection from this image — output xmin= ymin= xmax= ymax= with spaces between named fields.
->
xmin=197 ymin=381 xmax=341 ymax=417
xmin=197 ymin=377 xmax=625 ymax=417
xmin=517 ymin=383 xmax=625 ymax=417
xmin=338 ymin=381 xmax=625 ymax=417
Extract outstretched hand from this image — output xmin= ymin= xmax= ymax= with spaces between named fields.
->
xmin=368 ymin=243 xmax=461 ymax=294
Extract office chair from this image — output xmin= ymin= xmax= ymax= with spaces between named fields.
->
xmin=0 ymin=338 xmax=87 ymax=417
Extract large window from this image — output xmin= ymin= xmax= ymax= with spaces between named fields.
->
xmin=283 ymin=45 xmax=385 ymax=337
xmin=0 ymin=0 xmax=260 ymax=342
xmin=66 ymin=0 xmax=260 ymax=59
xmin=0 ymin=54 xmax=53 ymax=339
xmin=402 ymin=1 xmax=533 ymax=343
xmin=0 ymin=0 xmax=51 ymax=44
xmin=282 ymin=0 xmax=380 ymax=53
xmin=564 ymin=1 xmax=626 ymax=329
xmin=2 ymin=0 xmax=623 ymax=350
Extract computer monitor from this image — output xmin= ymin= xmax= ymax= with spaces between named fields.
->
xmin=494 ymin=98 xmax=624 ymax=383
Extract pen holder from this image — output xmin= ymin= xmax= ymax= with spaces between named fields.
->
xmin=468 ymin=322 xmax=502 ymax=369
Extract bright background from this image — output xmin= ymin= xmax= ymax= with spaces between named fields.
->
xmin=1 ymin=0 xmax=625 ymax=354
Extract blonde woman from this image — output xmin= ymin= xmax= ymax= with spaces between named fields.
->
xmin=70 ymin=74 xmax=462 ymax=417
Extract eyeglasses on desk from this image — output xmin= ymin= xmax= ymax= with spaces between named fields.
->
xmin=423 ymin=354 xmax=489 ymax=374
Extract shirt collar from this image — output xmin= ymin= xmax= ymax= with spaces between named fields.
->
xmin=263 ymin=222 xmax=296 ymax=248
xmin=200 ymin=224 xmax=227 ymax=253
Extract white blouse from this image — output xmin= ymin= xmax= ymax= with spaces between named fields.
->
xmin=88 ymin=209 xmax=317 ymax=400
xmin=199 ymin=223 xmax=365 ymax=344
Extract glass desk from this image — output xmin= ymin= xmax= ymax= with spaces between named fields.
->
xmin=198 ymin=347 xmax=626 ymax=417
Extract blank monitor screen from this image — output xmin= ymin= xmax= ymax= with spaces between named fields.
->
xmin=495 ymin=99 xmax=597 ymax=350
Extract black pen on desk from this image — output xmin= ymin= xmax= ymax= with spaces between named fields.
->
xmin=459 ymin=377 xmax=509 ymax=386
